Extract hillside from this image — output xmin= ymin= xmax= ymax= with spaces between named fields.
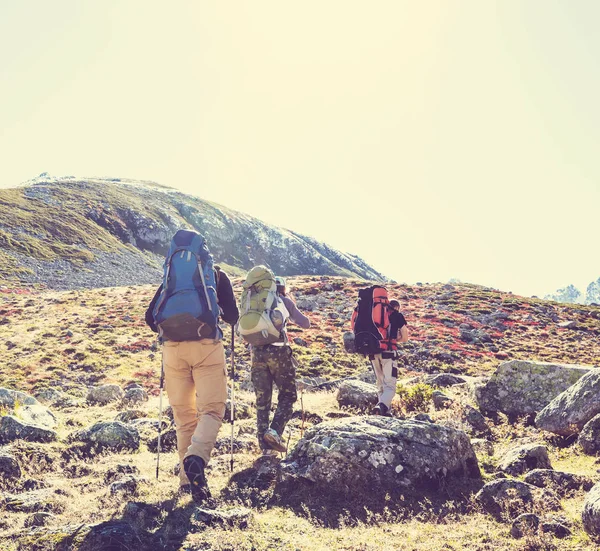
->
xmin=545 ymin=279 xmax=600 ymax=306
xmin=0 ymin=174 xmax=385 ymax=289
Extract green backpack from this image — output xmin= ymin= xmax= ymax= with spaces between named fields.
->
xmin=238 ymin=266 xmax=289 ymax=345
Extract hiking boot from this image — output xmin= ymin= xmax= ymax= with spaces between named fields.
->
xmin=372 ymin=403 xmax=391 ymax=417
xmin=261 ymin=448 xmax=279 ymax=457
xmin=263 ymin=429 xmax=287 ymax=453
xmin=183 ymin=455 xmax=211 ymax=505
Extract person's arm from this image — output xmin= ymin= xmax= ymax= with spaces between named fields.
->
xmin=145 ymin=285 xmax=163 ymax=333
xmin=399 ymin=325 xmax=409 ymax=343
xmin=217 ymin=270 xmax=239 ymax=326
xmin=282 ymin=296 xmax=310 ymax=328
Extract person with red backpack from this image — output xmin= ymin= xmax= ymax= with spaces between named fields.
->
xmin=145 ymin=230 xmax=239 ymax=504
xmin=351 ymin=287 xmax=409 ymax=417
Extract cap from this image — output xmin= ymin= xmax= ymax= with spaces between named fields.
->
xmin=275 ymin=277 xmax=286 ymax=287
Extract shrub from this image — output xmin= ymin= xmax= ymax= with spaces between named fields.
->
xmin=395 ymin=383 xmax=433 ymax=412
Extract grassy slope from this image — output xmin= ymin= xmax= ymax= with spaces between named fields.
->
xmin=1 ymin=278 xmax=600 ymax=550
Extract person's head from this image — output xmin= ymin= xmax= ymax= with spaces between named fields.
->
xmin=275 ymin=276 xmax=286 ymax=296
xmin=389 ymin=299 xmax=400 ymax=311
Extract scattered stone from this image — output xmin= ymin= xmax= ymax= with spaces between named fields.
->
xmin=214 ymin=434 xmax=258 ymax=455
xmin=461 ymin=405 xmax=490 ymax=436
xmin=80 ymin=520 xmax=142 ymax=550
xmin=104 ymin=464 xmax=140 ymax=484
xmin=475 ymin=479 xmax=561 ymax=520
xmin=578 ymin=414 xmax=600 ymax=455
xmin=0 ymin=388 xmax=39 ymax=408
xmin=540 ymin=521 xmax=571 ymax=538
xmin=293 ymin=337 xmax=308 ymax=347
xmin=4 ymin=489 xmax=53 ymax=513
xmin=536 ymin=369 xmax=600 ymax=436
xmin=432 ymin=390 xmax=453 ymax=410
xmin=147 ymin=428 xmax=177 ymax=453
xmin=281 ymin=417 xmax=480 ymax=495
xmin=0 ymin=453 xmax=22 ymax=485
xmin=18 ymin=404 xmax=57 ymax=429
xmin=342 ymin=332 xmax=355 ymax=353
xmin=191 ymin=507 xmax=253 ymax=529
xmin=0 ymin=415 xmax=58 ymax=444
xmin=412 ymin=413 xmax=434 ymax=423
xmin=510 ymin=513 xmax=540 ymax=538
xmin=336 ymin=380 xmax=378 ymax=411
xmin=524 ymin=469 xmax=594 ymax=495
xmin=121 ymin=387 xmax=148 ymax=406
xmin=499 ymin=444 xmax=552 ymax=476
xmin=558 ymin=321 xmax=577 ymax=329
xmin=470 ymin=438 xmax=494 ymax=456
xmin=34 ymin=388 xmax=64 ymax=404
xmin=109 ymin=475 xmax=148 ymax=496
xmin=115 ymin=410 xmax=147 ymax=424
xmin=72 ymin=421 xmax=140 ymax=452
xmin=425 ymin=374 xmax=466 ymax=387
xmin=582 ymin=482 xmax=600 ymax=540
xmin=87 ymin=384 xmax=124 ymax=405
xmin=24 ymin=511 xmax=56 ymax=528
xmin=471 ymin=360 xmax=590 ymax=417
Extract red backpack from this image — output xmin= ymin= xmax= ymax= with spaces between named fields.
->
xmin=351 ymin=285 xmax=396 ymax=355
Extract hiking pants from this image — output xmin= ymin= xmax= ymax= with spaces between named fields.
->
xmin=370 ymin=352 xmax=398 ymax=409
xmin=251 ymin=344 xmax=297 ymax=450
xmin=163 ymin=339 xmax=227 ymax=486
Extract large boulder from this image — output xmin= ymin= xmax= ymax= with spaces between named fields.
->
xmin=336 ymin=380 xmax=378 ymax=411
xmin=499 ymin=444 xmax=552 ymax=476
xmin=579 ymin=414 xmax=600 ymax=455
xmin=0 ymin=388 xmax=39 ymax=408
xmin=0 ymin=416 xmax=58 ymax=444
xmin=471 ymin=360 xmax=590 ymax=416
xmin=536 ymin=369 xmax=600 ymax=436
xmin=475 ymin=479 xmax=561 ymax=520
xmin=72 ymin=421 xmax=140 ymax=452
xmin=280 ymin=416 xmax=480 ymax=494
xmin=583 ymin=482 xmax=600 ymax=541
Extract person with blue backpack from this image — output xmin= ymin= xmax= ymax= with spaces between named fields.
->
xmin=145 ymin=229 xmax=239 ymax=504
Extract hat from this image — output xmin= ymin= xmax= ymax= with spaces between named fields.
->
xmin=275 ymin=277 xmax=286 ymax=287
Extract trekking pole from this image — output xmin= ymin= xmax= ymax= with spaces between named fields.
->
xmin=229 ymin=325 xmax=235 ymax=473
xmin=300 ymin=387 xmax=305 ymax=438
xmin=156 ymin=338 xmax=165 ymax=479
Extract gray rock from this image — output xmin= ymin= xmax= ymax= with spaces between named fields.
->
xmin=461 ymin=405 xmax=490 ymax=436
xmin=87 ymin=384 xmax=124 ymax=405
xmin=24 ymin=511 xmax=56 ymax=528
xmin=0 ymin=388 xmax=39 ymax=408
xmin=122 ymin=387 xmax=148 ymax=406
xmin=524 ymin=469 xmax=594 ymax=495
xmin=114 ymin=410 xmax=147 ymax=424
xmin=0 ymin=453 xmax=22 ymax=483
xmin=4 ymin=489 xmax=53 ymax=513
xmin=579 ymin=414 xmax=600 ymax=455
xmin=470 ymin=438 xmax=494 ymax=456
xmin=293 ymin=337 xmax=308 ymax=347
xmin=540 ymin=520 xmax=571 ymax=538
xmin=510 ymin=513 xmax=540 ymax=538
xmin=475 ymin=479 xmax=561 ymax=520
xmin=72 ymin=421 xmax=140 ymax=452
xmin=425 ymin=374 xmax=466 ymax=387
xmin=191 ymin=507 xmax=253 ymax=529
xmin=499 ymin=444 xmax=552 ymax=476
xmin=343 ymin=332 xmax=355 ymax=353
xmin=336 ymin=380 xmax=378 ymax=411
xmin=80 ymin=520 xmax=142 ymax=550
xmin=432 ymin=390 xmax=453 ymax=410
xmin=281 ymin=416 xmax=480 ymax=494
xmin=104 ymin=464 xmax=140 ymax=484
xmin=583 ymin=482 xmax=600 ymax=541
xmin=109 ymin=475 xmax=148 ymax=495
xmin=472 ymin=360 xmax=590 ymax=416
xmin=18 ymin=404 xmax=57 ymax=429
xmin=34 ymin=388 xmax=64 ymax=404
xmin=0 ymin=415 xmax=58 ymax=444
xmin=536 ymin=369 xmax=600 ymax=436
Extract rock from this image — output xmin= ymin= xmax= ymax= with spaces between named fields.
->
xmin=121 ymin=387 xmax=148 ymax=406
xmin=336 ymin=380 xmax=379 ymax=411
xmin=214 ymin=434 xmax=258 ymax=455
xmin=536 ymin=369 xmax=600 ymax=436
xmin=471 ymin=360 xmax=590 ymax=417
xmin=470 ymin=438 xmax=494 ymax=456
xmin=524 ymin=469 xmax=594 ymax=495
xmin=540 ymin=521 xmax=571 ymax=538
xmin=475 ymin=479 xmax=561 ymax=520
xmin=499 ymin=444 xmax=552 ymax=476
xmin=293 ymin=337 xmax=308 ymax=347
xmin=24 ymin=511 xmax=56 ymax=528
xmin=342 ymin=332 xmax=355 ymax=353
xmin=412 ymin=413 xmax=434 ymax=423
xmin=4 ymin=489 xmax=53 ymax=513
xmin=583 ymin=483 xmax=600 ymax=541
xmin=87 ymin=384 xmax=124 ymax=405
xmin=281 ymin=417 xmax=480 ymax=495
xmin=432 ymin=390 xmax=453 ymax=410
xmin=425 ymin=374 xmax=466 ymax=387
xmin=17 ymin=404 xmax=57 ymax=429
xmin=114 ymin=410 xmax=147 ymax=424
xmin=104 ymin=464 xmax=140 ymax=484
xmin=72 ymin=421 xmax=140 ymax=452
xmin=79 ymin=520 xmax=142 ymax=550
xmin=0 ymin=388 xmax=39 ymax=408
xmin=0 ymin=453 xmax=22 ymax=485
xmin=34 ymin=388 xmax=64 ymax=404
xmin=558 ymin=321 xmax=577 ymax=329
xmin=147 ymin=428 xmax=177 ymax=453
xmin=296 ymin=298 xmax=317 ymax=311
xmin=224 ymin=397 xmax=253 ymax=421
xmin=191 ymin=507 xmax=253 ymax=529
xmin=0 ymin=415 xmax=58 ymax=444
xmin=579 ymin=414 xmax=600 ymax=455
xmin=510 ymin=513 xmax=540 ymax=538
xmin=109 ymin=475 xmax=148 ymax=496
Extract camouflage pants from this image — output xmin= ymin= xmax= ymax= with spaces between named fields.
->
xmin=251 ymin=344 xmax=298 ymax=449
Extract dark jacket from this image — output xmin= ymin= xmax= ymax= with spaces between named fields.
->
xmin=145 ymin=268 xmax=239 ymax=333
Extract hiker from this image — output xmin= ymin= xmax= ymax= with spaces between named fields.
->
xmin=237 ymin=268 xmax=310 ymax=454
xmin=145 ymin=230 xmax=239 ymax=504
xmin=351 ymin=286 xmax=409 ymax=417
xmin=370 ymin=299 xmax=408 ymax=416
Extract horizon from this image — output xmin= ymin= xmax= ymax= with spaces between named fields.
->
xmin=1 ymin=1 xmax=599 ymax=298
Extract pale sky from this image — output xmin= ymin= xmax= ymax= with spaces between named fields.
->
xmin=1 ymin=1 xmax=599 ymax=297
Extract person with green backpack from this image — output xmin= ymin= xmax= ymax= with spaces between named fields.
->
xmin=238 ymin=267 xmax=310 ymax=453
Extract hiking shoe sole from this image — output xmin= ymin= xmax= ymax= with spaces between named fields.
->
xmin=263 ymin=432 xmax=287 ymax=453
xmin=183 ymin=455 xmax=211 ymax=505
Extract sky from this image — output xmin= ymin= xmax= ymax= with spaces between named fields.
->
xmin=1 ymin=1 xmax=599 ymax=297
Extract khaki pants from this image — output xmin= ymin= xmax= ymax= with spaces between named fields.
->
xmin=163 ymin=339 xmax=227 ymax=486
xmin=370 ymin=353 xmax=398 ymax=409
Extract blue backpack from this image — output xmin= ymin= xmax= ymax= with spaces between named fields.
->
xmin=152 ymin=230 xmax=221 ymax=341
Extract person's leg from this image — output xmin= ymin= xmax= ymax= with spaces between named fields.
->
xmin=371 ymin=354 xmax=385 ymax=403
xmin=251 ymin=346 xmax=274 ymax=451
xmin=162 ymin=341 xmax=195 ymax=487
xmin=378 ymin=355 xmax=398 ymax=411
xmin=270 ymin=346 xmax=298 ymax=439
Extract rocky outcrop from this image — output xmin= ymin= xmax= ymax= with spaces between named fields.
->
xmin=524 ymin=469 xmax=594 ymax=496
xmin=578 ymin=414 xmax=600 ymax=455
xmin=0 ymin=416 xmax=58 ymax=444
xmin=71 ymin=421 xmax=140 ymax=452
xmin=499 ymin=444 xmax=552 ymax=476
xmin=87 ymin=384 xmax=124 ymax=405
xmin=583 ymin=482 xmax=600 ymax=541
xmin=336 ymin=380 xmax=379 ymax=411
xmin=536 ymin=369 xmax=600 ymax=436
xmin=281 ymin=417 xmax=480 ymax=495
xmin=471 ymin=360 xmax=590 ymax=416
